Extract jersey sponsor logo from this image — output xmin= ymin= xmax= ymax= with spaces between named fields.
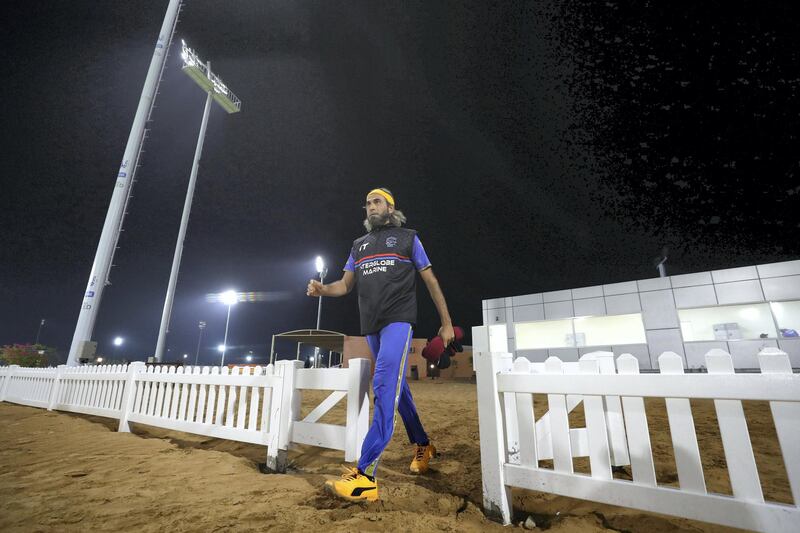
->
xmin=359 ymin=242 xmax=370 ymax=252
xmin=385 ymin=236 xmax=397 ymax=247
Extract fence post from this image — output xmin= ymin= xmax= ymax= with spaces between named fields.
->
xmin=474 ymin=346 xmax=513 ymax=525
xmin=0 ymin=365 xmax=20 ymax=402
xmin=118 ymin=362 xmax=145 ymax=432
xmin=345 ymin=357 xmax=372 ymax=462
xmin=268 ymin=360 xmax=302 ymax=473
xmin=47 ymin=365 xmax=67 ymax=411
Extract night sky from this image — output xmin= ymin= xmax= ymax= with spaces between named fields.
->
xmin=1 ymin=1 xmax=798 ymax=364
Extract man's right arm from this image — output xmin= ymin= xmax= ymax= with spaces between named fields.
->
xmin=307 ymin=270 xmax=355 ymax=298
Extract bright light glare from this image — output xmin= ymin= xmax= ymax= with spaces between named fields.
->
xmin=739 ymin=307 xmax=759 ymax=320
xmin=218 ymin=344 xmax=226 ymax=353
xmin=316 ymin=256 xmax=325 ymax=273
xmin=97 ymin=357 xmax=104 ymax=363
xmin=113 ymin=337 xmax=123 ymax=346
xmin=183 ymin=354 xmax=188 ymax=359
xmin=246 ymin=355 xmax=253 ymax=362
xmin=309 ymin=356 xmax=315 ymax=362
xmin=220 ymin=290 xmax=238 ymax=306
xmin=430 ymin=364 xmax=435 ymax=369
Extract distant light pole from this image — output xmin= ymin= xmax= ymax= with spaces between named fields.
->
xmin=153 ymin=40 xmax=242 ymax=363
xmin=35 ymin=318 xmax=46 ymax=345
xmin=194 ymin=320 xmax=206 ymax=366
xmin=219 ymin=290 xmax=238 ymax=367
xmin=314 ymin=256 xmax=327 ymax=368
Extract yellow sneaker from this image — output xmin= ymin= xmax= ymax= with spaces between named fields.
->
xmin=410 ymin=443 xmax=436 ymax=474
xmin=325 ymin=466 xmax=379 ymax=502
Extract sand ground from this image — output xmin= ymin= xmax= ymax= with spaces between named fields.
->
xmin=0 ymin=380 xmax=791 ymax=532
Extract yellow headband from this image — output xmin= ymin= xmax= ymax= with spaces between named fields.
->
xmin=367 ymin=188 xmax=395 ymax=206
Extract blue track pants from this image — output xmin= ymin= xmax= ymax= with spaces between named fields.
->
xmin=357 ymin=322 xmax=429 ymax=477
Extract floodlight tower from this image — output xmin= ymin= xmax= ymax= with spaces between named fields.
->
xmin=66 ymin=0 xmax=183 ymax=367
xmin=154 ymin=41 xmax=242 ymax=362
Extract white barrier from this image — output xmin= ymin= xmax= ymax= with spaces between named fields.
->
xmin=474 ymin=325 xmax=800 ymax=533
xmin=0 ymin=358 xmax=371 ymax=472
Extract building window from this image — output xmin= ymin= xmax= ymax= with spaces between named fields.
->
xmin=514 ymin=313 xmax=646 ymax=350
xmin=678 ymin=303 xmax=776 ymax=342
xmin=769 ymin=300 xmax=800 ymax=338
xmin=573 ymin=313 xmax=647 ymax=346
xmin=515 ymin=319 xmax=574 ymax=349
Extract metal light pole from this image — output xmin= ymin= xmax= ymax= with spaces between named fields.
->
xmin=35 ymin=319 xmax=46 ymax=345
xmin=194 ymin=320 xmax=206 ymax=366
xmin=67 ymin=0 xmax=183 ymax=366
xmin=314 ymin=256 xmax=327 ymax=368
xmin=154 ymin=41 xmax=242 ymax=362
xmin=219 ymin=290 xmax=238 ymax=367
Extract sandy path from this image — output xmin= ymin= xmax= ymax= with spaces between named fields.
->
xmin=0 ymin=380 xmax=788 ymax=532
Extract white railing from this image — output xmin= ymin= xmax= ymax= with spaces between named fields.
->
xmin=474 ymin=325 xmax=800 ymax=533
xmin=0 ymin=358 xmax=371 ymax=472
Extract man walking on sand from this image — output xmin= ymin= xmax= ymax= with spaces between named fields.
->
xmin=306 ymin=187 xmax=455 ymax=502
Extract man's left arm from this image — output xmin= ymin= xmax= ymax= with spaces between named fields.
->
xmin=419 ymin=267 xmax=454 ymax=345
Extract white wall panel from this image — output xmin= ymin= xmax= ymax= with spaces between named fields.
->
xmin=605 ymin=293 xmax=641 ymax=315
xmin=486 ymin=297 xmax=505 ymax=309
xmin=671 ymin=272 xmax=713 ymax=288
xmin=711 ymin=266 xmax=758 ymax=284
xmin=645 ymin=328 xmax=685 ymax=363
xmin=573 ymin=297 xmax=606 ymax=317
xmin=637 ymin=277 xmax=671 ymax=292
xmin=603 ymin=281 xmax=638 ymax=295
xmin=486 ymin=307 xmax=506 ymax=324
xmin=613 ymin=344 xmax=652 ymax=370
xmin=544 ymin=301 xmax=574 ymax=320
xmin=542 ymin=289 xmax=572 ymax=303
xmin=728 ymin=340 xmax=778 ymax=369
xmin=572 ymin=285 xmax=604 ymax=299
xmin=674 ymin=285 xmax=717 ymax=308
xmin=684 ymin=341 xmax=728 ymax=369
xmin=757 ymin=260 xmax=800 ymax=278
xmin=547 ymin=348 xmax=579 ymax=362
xmin=640 ymin=290 xmax=679 ymax=329
xmin=513 ymin=304 xmax=545 ymax=322
xmin=714 ymin=280 xmax=765 ymax=305
xmin=761 ymin=276 xmax=800 ymax=301
xmin=511 ymin=293 xmax=543 ymax=306
xmin=777 ymin=338 xmax=800 ymax=368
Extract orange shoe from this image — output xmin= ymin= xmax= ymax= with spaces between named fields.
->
xmin=325 ymin=466 xmax=379 ymax=502
xmin=410 ymin=443 xmax=436 ymax=474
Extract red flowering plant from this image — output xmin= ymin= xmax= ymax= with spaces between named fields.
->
xmin=0 ymin=344 xmax=53 ymax=367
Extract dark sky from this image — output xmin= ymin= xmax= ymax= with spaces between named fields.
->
xmin=1 ymin=1 xmax=798 ymax=364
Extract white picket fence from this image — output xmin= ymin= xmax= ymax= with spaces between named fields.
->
xmin=0 ymin=358 xmax=371 ymax=471
xmin=473 ymin=325 xmax=800 ymax=533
